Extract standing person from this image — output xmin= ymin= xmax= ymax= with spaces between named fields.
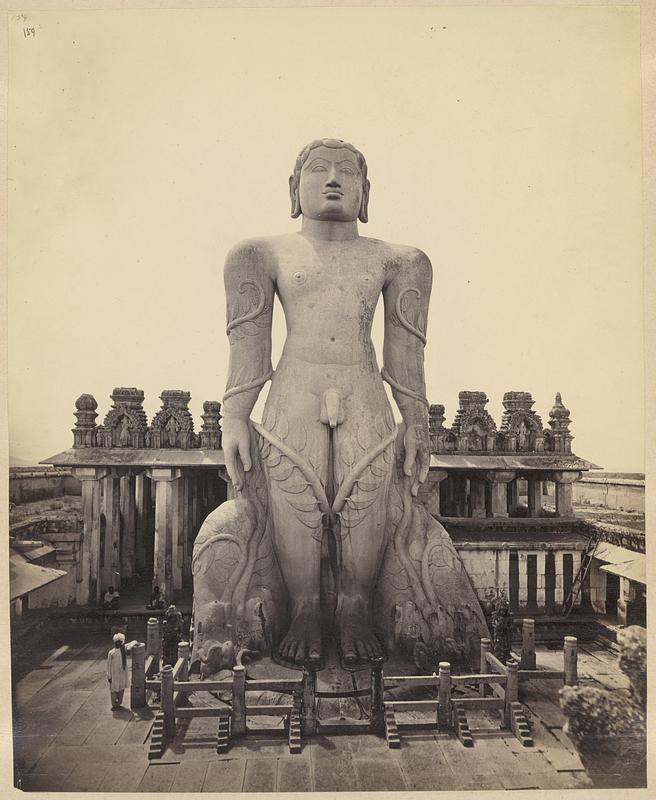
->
xmin=107 ymin=632 xmax=129 ymax=709
xmin=161 ymin=605 xmax=184 ymax=667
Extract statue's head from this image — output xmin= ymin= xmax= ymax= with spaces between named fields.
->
xmin=289 ymin=138 xmax=370 ymax=223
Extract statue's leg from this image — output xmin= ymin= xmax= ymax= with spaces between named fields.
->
xmin=254 ymin=415 xmax=330 ymax=666
xmin=332 ymin=410 xmax=397 ymax=665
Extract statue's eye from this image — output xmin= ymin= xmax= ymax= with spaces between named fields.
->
xmin=311 ymin=165 xmax=327 ymax=172
xmin=342 ymin=167 xmax=354 ymax=175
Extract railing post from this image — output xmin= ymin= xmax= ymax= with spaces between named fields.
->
xmin=479 ymin=637 xmax=491 ymax=697
xmin=563 ymin=636 xmax=578 ymax=686
xmin=161 ymin=665 xmax=176 ymax=739
xmin=504 ymin=660 xmax=518 ymax=728
xmin=438 ymin=662 xmax=452 ymax=731
xmin=302 ymin=666 xmax=317 ymax=737
xmin=177 ymin=641 xmax=190 ymax=682
xmin=232 ymin=664 xmax=247 ymax=737
xmin=147 ymin=617 xmax=161 ymax=661
xmin=130 ymin=642 xmax=146 ymax=709
xmin=520 ymin=619 xmax=536 ymax=670
xmin=369 ymin=658 xmax=384 ymax=735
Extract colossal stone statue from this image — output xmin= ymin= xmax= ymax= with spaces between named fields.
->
xmin=192 ymin=139 xmax=488 ymax=675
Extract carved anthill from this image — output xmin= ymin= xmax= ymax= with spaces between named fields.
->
xmin=499 ymin=391 xmax=544 ymax=452
xmin=450 ymin=391 xmax=497 ymax=452
xmin=150 ymin=390 xmax=195 ymax=449
xmin=101 ymin=387 xmax=148 ymax=448
xmin=72 ymin=394 xmax=98 ymax=448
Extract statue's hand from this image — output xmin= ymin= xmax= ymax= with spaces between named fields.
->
xmin=222 ymin=416 xmax=252 ymax=493
xmin=402 ymin=423 xmax=430 ymax=497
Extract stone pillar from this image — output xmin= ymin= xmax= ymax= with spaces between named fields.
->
xmin=484 ymin=471 xmax=515 ymax=518
xmin=150 ymin=468 xmax=182 ymax=602
xmin=72 ymin=467 xmax=108 ymax=605
xmin=171 ymin=477 xmax=184 ymax=591
xmin=570 ymin=550 xmax=583 ymax=609
xmin=102 ymin=472 xmax=121 ymax=591
xmin=453 ymin=475 xmax=468 ymax=517
xmin=527 ymin=477 xmax=542 ymax=518
xmin=518 ymin=551 xmax=528 ymax=608
xmin=553 ymin=471 xmax=581 ymax=518
xmin=135 ymin=473 xmax=150 ymax=574
xmin=554 ymin=552 xmax=565 ymax=605
xmin=417 ymin=470 xmax=447 ymax=516
xmin=130 ymin=642 xmax=146 ymax=708
xmin=469 ymin=477 xmax=487 ymax=519
xmin=120 ymin=473 xmax=137 ymax=580
xmin=506 ymin=480 xmax=520 ymax=516
xmin=182 ymin=476 xmax=193 ymax=578
xmin=536 ymin=550 xmax=546 ymax=608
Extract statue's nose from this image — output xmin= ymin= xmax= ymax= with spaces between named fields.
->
xmin=326 ymin=167 xmax=340 ymax=187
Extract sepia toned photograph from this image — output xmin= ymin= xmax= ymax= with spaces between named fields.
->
xmin=5 ymin=3 xmax=649 ymax=796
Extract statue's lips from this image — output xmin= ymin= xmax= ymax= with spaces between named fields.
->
xmin=323 ymin=191 xmax=343 ymax=200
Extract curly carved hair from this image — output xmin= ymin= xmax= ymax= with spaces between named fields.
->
xmin=289 ymin=138 xmax=369 ymax=222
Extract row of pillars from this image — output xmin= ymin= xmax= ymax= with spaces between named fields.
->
xmin=422 ymin=470 xmax=581 ymax=518
xmin=72 ymin=467 xmax=225 ymax=605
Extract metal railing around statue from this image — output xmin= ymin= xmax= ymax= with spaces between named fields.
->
xmin=131 ymin=617 xmax=578 ymax=758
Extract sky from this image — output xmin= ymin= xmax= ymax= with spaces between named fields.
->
xmin=7 ymin=5 xmax=644 ymax=472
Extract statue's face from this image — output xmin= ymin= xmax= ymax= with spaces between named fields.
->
xmin=298 ymin=145 xmax=364 ymax=222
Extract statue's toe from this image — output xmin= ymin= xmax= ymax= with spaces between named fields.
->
xmin=356 ymin=639 xmax=369 ymax=661
xmin=308 ymin=641 xmax=322 ymax=662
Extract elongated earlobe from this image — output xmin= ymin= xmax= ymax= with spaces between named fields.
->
xmin=289 ymin=176 xmax=301 ymax=218
xmin=359 ymin=179 xmax=370 ymax=224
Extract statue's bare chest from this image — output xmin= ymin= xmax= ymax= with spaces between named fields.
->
xmin=274 ymin=243 xmax=386 ymax=310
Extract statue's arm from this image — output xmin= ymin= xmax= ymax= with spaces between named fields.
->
xmin=382 ymin=248 xmax=433 ymax=493
xmin=222 ymin=239 xmax=275 ymax=490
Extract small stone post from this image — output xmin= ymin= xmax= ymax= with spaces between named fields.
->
xmin=564 ymin=636 xmax=578 ymax=686
xmin=438 ymin=662 xmax=452 ymax=731
xmin=232 ymin=664 xmax=247 ymax=737
xmin=369 ymin=658 xmax=384 ymax=735
xmin=301 ymin=666 xmax=317 ymax=737
xmin=161 ymin=665 xmax=176 ymax=738
xmin=146 ymin=617 xmax=161 ymax=661
xmin=480 ymin=637 xmax=491 ymax=697
xmin=177 ymin=641 xmax=190 ymax=682
xmin=130 ymin=642 xmax=146 ymax=709
xmin=504 ymin=660 xmax=518 ymax=729
xmin=520 ymin=619 xmax=536 ymax=670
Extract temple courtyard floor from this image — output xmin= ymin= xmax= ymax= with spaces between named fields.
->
xmin=11 ymin=628 xmax=638 ymax=793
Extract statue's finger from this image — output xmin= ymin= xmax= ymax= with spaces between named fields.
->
xmin=419 ymin=457 xmax=430 ymax=485
xmin=239 ymin=439 xmax=252 ymax=472
xmin=403 ymin=449 xmax=415 ymax=477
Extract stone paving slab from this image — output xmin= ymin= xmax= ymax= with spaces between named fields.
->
xmin=276 ymin=755 xmax=313 ymax=792
xmin=202 ymin=758 xmax=247 ymax=792
xmin=97 ymin=760 xmax=149 ymax=792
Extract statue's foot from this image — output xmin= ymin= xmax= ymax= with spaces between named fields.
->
xmin=337 ymin=597 xmax=384 ymax=666
xmin=278 ymin=603 xmax=322 ymax=666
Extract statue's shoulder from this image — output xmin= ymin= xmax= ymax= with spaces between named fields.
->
xmin=362 ymin=237 xmax=432 ymax=279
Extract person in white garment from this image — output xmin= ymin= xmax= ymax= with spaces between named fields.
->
xmin=107 ymin=632 xmax=129 ymax=709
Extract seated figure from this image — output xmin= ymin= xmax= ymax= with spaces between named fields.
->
xmin=192 ymin=139 xmax=488 ymax=676
xmin=103 ymin=586 xmax=120 ymax=609
xmin=146 ymin=585 xmax=166 ymax=610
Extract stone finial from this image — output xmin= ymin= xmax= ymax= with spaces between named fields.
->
xmin=451 ymin=391 xmax=497 ymax=452
xmin=200 ymin=401 xmax=222 ymax=449
xmin=102 ymin=387 xmax=148 ymax=448
xmin=548 ymin=392 xmax=573 ymax=453
xmin=72 ymin=394 xmax=98 ymax=448
xmin=150 ymin=390 xmax=195 ymax=449
xmin=500 ymin=391 xmax=544 ymax=453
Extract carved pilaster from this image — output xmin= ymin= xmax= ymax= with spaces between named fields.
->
xmin=428 ymin=404 xmax=446 ymax=453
